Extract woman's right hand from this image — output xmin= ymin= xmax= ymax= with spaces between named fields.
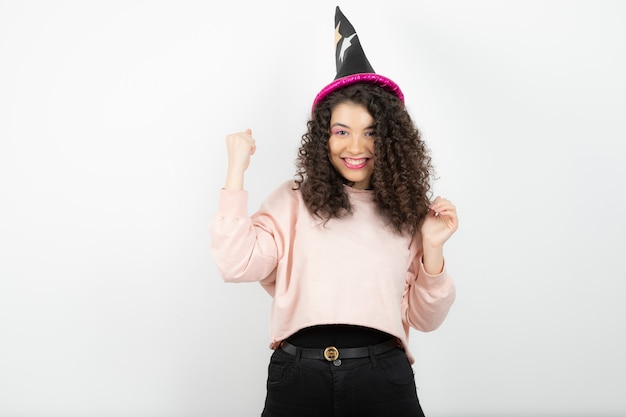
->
xmin=224 ymin=129 xmax=256 ymax=190
xmin=226 ymin=129 xmax=256 ymax=171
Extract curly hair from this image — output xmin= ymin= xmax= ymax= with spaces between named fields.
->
xmin=294 ymin=83 xmax=435 ymax=236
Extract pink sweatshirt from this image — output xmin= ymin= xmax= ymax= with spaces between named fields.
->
xmin=209 ymin=180 xmax=455 ymax=362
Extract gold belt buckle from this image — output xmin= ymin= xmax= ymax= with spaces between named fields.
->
xmin=323 ymin=346 xmax=339 ymax=361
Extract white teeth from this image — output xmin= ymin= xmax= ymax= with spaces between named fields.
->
xmin=345 ymin=158 xmax=366 ymax=166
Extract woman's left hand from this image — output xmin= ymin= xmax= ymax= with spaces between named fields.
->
xmin=421 ymin=196 xmax=459 ymax=249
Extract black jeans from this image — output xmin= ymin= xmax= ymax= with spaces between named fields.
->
xmin=261 ymin=345 xmax=426 ymax=417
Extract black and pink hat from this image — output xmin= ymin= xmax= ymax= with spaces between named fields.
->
xmin=312 ymin=6 xmax=405 ymax=113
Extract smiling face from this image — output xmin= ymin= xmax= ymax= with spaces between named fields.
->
xmin=327 ymin=102 xmax=376 ymax=190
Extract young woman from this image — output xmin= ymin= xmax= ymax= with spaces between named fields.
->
xmin=210 ymin=7 xmax=458 ymax=416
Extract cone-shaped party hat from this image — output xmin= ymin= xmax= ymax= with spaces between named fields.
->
xmin=312 ymin=6 xmax=404 ymax=112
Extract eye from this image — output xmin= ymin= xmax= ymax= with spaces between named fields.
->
xmin=331 ymin=129 xmax=348 ymax=136
xmin=364 ymin=130 xmax=376 ymax=137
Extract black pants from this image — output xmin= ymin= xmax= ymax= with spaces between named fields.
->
xmin=261 ymin=345 xmax=426 ymax=417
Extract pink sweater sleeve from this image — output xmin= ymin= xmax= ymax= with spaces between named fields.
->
xmin=402 ymin=234 xmax=456 ymax=332
xmin=209 ymin=188 xmax=280 ymax=285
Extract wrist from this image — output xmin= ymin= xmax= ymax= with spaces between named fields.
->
xmin=225 ymin=167 xmax=245 ymax=190
xmin=422 ymin=237 xmax=444 ymax=252
xmin=422 ymin=243 xmax=444 ymax=275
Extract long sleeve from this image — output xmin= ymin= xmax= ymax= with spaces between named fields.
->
xmin=402 ymin=233 xmax=456 ymax=332
xmin=209 ymin=189 xmax=279 ymax=284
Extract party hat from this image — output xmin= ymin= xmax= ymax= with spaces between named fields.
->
xmin=312 ymin=6 xmax=404 ymax=112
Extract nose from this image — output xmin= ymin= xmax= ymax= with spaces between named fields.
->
xmin=347 ymin=134 xmax=365 ymax=154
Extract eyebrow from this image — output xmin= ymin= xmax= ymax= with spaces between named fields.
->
xmin=330 ymin=122 xmax=376 ymax=129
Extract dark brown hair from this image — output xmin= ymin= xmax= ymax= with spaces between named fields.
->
xmin=294 ymin=83 xmax=435 ymax=236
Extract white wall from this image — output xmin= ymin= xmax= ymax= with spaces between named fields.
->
xmin=1 ymin=1 xmax=624 ymax=416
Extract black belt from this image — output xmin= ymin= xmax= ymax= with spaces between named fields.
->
xmin=280 ymin=338 xmax=401 ymax=362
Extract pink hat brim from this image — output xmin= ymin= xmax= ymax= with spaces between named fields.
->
xmin=311 ymin=73 xmax=404 ymax=114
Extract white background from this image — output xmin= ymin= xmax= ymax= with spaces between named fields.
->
xmin=1 ymin=1 xmax=625 ymax=416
